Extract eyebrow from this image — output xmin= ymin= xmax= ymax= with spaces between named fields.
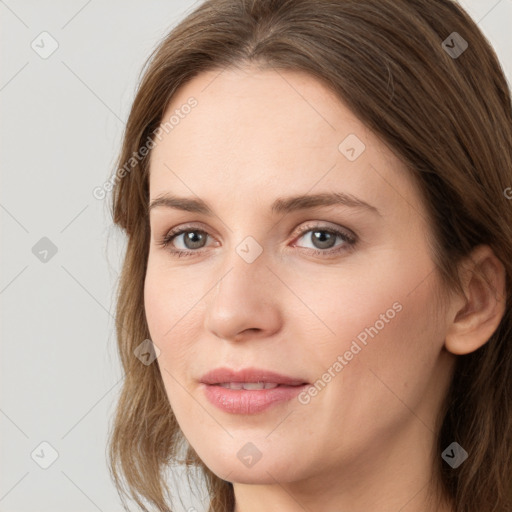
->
xmin=148 ymin=192 xmax=381 ymax=216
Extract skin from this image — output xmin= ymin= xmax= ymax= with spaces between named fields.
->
xmin=144 ymin=65 xmax=506 ymax=512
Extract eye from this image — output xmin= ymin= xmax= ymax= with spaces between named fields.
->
xmin=158 ymin=227 xmax=212 ymax=255
xmin=156 ymin=222 xmax=357 ymax=258
xmin=292 ymin=224 xmax=356 ymax=255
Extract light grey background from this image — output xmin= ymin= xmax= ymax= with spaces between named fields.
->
xmin=1 ymin=1 xmax=511 ymax=511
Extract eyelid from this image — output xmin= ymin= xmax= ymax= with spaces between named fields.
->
xmin=159 ymin=222 xmax=213 ymax=242
xmin=291 ymin=221 xmax=356 ymax=244
xmin=160 ymin=220 xmax=355 ymax=240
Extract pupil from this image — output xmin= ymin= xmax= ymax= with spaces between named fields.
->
xmin=312 ymin=231 xmax=335 ymax=249
xmin=185 ymin=231 xmax=205 ymax=249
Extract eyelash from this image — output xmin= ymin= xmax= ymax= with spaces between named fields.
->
xmin=156 ymin=222 xmax=357 ymax=259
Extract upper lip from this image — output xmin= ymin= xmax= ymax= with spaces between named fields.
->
xmin=200 ymin=367 xmax=309 ymax=386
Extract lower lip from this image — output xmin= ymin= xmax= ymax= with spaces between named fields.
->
xmin=202 ymin=384 xmax=308 ymax=414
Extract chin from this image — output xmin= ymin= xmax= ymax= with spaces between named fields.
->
xmin=209 ymin=463 xmax=296 ymax=485
xmin=196 ymin=444 xmax=308 ymax=485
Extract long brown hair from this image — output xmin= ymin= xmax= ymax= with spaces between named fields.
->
xmin=107 ymin=1 xmax=512 ymax=510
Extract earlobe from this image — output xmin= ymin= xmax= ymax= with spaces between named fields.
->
xmin=445 ymin=245 xmax=507 ymax=356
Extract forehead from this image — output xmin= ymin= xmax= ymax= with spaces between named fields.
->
xmin=148 ymin=66 xmax=422 ymax=221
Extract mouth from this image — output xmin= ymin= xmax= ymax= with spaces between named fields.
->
xmin=199 ymin=367 xmax=309 ymax=387
xmin=199 ymin=367 xmax=310 ymax=414
xmin=216 ymin=382 xmax=288 ymax=390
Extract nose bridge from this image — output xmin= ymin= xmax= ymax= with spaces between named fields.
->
xmin=213 ymin=218 xmax=269 ymax=284
xmin=213 ymin=236 xmax=269 ymax=305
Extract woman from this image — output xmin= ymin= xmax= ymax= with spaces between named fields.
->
xmin=107 ymin=1 xmax=512 ymax=511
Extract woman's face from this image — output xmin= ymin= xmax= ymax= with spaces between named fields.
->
xmin=144 ymin=66 xmax=456 ymax=491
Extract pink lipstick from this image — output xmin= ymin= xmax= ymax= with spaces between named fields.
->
xmin=200 ymin=367 xmax=309 ymax=414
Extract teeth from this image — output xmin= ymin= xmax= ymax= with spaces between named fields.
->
xmin=218 ymin=382 xmax=279 ymax=390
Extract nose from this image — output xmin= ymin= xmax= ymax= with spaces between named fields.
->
xmin=203 ymin=248 xmax=283 ymax=343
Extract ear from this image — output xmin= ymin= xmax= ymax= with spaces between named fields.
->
xmin=445 ymin=245 xmax=507 ymax=355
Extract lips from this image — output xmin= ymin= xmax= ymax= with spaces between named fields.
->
xmin=199 ymin=367 xmax=310 ymax=414
xmin=218 ymin=382 xmax=279 ymax=390
xmin=199 ymin=367 xmax=309 ymax=387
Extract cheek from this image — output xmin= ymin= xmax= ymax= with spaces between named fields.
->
xmin=143 ymin=259 xmax=208 ymax=381
xmin=316 ymin=270 xmax=446 ymax=429
xmin=144 ymin=276 xmax=198 ymax=425
xmin=144 ymin=258 xmax=200 ymax=339
xmin=289 ymin=251 xmax=446 ymax=400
